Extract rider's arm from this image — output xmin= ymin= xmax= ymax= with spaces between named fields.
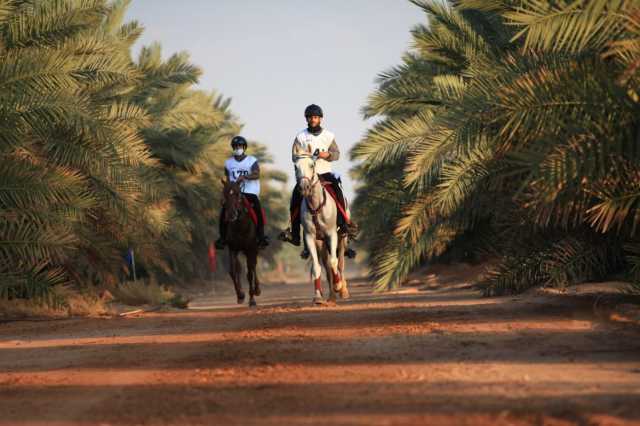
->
xmin=246 ymin=161 xmax=260 ymax=180
xmin=326 ymin=140 xmax=340 ymax=161
xmin=237 ymin=161 xmax=260 ymax=182
xmin=318 ymin=139 xmax=340 ymax=161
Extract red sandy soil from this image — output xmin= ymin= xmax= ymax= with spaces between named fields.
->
xmin=1 ymin=269 xmax=640 ymax=426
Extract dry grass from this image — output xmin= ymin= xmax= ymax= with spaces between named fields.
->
xmin=0 ymin=286 xmax=112 ymax=320
xmin=113 ymin=279 xmax=184 ymax=307
xmin=0 ymin=279 xmax=189 ymax=320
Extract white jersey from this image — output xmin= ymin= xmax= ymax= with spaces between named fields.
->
xmin=294 ymin=128 xmax=336 ymax=175
xmin=224 ymin=155 xmax=260 ymax=195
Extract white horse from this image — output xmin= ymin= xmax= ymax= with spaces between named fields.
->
xmin=295 ymin=150 xmax=350 ymax=304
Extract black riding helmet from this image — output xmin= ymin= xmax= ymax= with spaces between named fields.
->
xmin=304 ymin=104 xmax=323 ymax=118
xmin=230 ymin=136 xmax=247 ymax=148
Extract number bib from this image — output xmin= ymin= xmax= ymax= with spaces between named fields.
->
xmin=225 ymin=155 xmax=260 ymax=195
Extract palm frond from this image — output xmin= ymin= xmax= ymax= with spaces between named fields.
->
xmin=506 ymin=0 xmax=631 ymax=53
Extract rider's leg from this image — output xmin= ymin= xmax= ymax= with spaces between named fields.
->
xmin=320 ymin=173 xmax=345 ymax=207
xmin=246 ymin=194 xmax=269 ymax=247
xmin=279 ymin=184 xmax=302 ymax=246
xmin=300 ymin=238 xmax=310 ymax=259
xmin=319 ymin=173 xmax=346 ymax=223
xmin=318 ymin=174 xmax=357 ymax=259
xmin=215 ymin=207 xmax=226 ymax=249
xmin=290 ymin=184 xmax=302 ymax=244
xmin=319 ymin=173 xmax=358 ymax=239
xmin=294 ymin=183 xmax=311 ymax=257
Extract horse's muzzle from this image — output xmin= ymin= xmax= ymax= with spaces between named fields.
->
xmin=299 ymin=178 xmax=313 ymax=197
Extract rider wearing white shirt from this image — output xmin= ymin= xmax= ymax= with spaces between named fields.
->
xmin=216 ymin=136 xmax=269 ymax=249
xmin=280 ymin=104 xmax=357 ymax=259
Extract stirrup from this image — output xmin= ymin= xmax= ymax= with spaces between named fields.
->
xmin=346 ymin=248 xmax=357 ymax=259
xmin=257 ymin=236 xmax=270 ymax=249
xmin=300 ymin=248 xmax=310 ymax=259
xmin=279 ymin=229 xmax=300 ymax=246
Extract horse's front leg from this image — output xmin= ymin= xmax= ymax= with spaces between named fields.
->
xmin=246 ymin=250 xmax=258 ymax=307
xmin=321 ymin=243 xmax=337 ymax=304
xmin=337 ymin=235 xmax=350 ymax=299
xmin=328 ymin=230 xmax=343 ymax=293
xmin=229 ymin=250 xmax=245 ymax=304
xmin=304 ymin=230 xmax=324 ymax=304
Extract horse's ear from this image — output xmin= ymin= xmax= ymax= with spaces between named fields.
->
xmin=220 ymin=177 xmax=226 ymax=186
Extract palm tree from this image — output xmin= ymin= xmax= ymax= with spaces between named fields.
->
xmin=352 ymin=0 xmax=640 ymax=293
xmin=0 ymin=0 xmax=290 ymax=303
xmin=124 ymin=43 xmax=289 ymax=283
xmin=0 ymin=0 xmax=151 ymax=299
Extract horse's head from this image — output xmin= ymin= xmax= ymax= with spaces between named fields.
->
xmin=222 ymin=180 xmax=243 ymax=222
xmin=295 ymin=149 xmax=320 ymax=198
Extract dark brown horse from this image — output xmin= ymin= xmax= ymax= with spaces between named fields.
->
xmin=221 ymin=180 xmax=261 ymax=307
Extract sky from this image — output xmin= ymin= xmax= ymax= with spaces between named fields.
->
xmin=125 ymin=0 xmax=425 ymax=198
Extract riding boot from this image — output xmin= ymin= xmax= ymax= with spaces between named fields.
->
xmin=300 ymin=239 xmax=310 ymax=259
xmin=346 ymin=221 xmax=359 ymax=241
xmin=257 ymin=225 xmax=269 ymax=248
xmin=335 ymin=214 xmax=357 ymax=258
xmin=251 ymin=196 xmax=269 ymax=249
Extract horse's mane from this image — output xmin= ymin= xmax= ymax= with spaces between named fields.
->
xmin=223 ymin=180 xmax=242 ymax=191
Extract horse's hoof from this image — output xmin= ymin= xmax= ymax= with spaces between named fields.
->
xmin=339 ymin=287 xmax=350 ymax=300
xmin=249 ymin=299 xmax=257 ymax=307
xmin=313 ymin=296 xmax=326 ymax=306
xmin=254 ymin=286 xmax=261 ymax=296
xmin=333 ymin=277 xmax=343 ymax=292
xmin=237 ymin=293 xmax=246 ymax=304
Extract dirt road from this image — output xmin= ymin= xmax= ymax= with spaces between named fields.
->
xmin=1 ymin=274 xmax=640 ymax=425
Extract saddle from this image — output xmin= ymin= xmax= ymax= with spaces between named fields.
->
xmin=321 ymin=182 xmax=351 ymax=224
xmin=241 ymin=196 xmax=265 ymax=227
xmin=292 ymin=180 xmax=350 ymax=224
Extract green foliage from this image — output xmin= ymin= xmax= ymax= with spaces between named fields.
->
xmin=480 ymin=232 xmax=623 ymax=296
xmin=0 ymin=0 xmax=287 ymax=305
xmin=625 ymin=243 xmax=640 ymax=293
xmin=352 ymin=0 xmax=640 ymax=293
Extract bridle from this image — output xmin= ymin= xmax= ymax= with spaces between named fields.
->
xmin=297 ymin=156 xmax=327 ymax=218
xmin=304 ymin=179 xmax=327 ymax=216
xmin=224 ymin=184 xmax=246 ymax=222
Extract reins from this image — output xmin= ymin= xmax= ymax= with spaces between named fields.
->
xmin=301 ymin=174 xmax=327 ymax=217
xmin=224 ymin=185 xmax=248 ymax=223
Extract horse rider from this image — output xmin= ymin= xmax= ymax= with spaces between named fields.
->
xmin=215 ymin=136 xmax=269 ymax=249
xmin=279 ymin=104 xmax=358 ymax=258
